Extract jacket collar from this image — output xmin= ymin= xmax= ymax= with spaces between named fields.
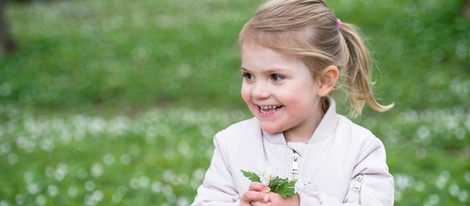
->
xmin=261 ymin=96 xmax=339 ymax=144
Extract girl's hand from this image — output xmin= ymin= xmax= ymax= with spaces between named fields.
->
xmin=241 ymin=182 xmax=300 ymax=206
xmin=264 ymin=192 xmax=300 ymax=206
xmin=240 ymin=182 xmax=270 ymax=206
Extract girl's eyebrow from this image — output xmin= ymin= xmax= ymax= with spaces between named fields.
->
xmin=265 ymin=68 xmax=291 ymax=74
xmin=240 ymin=67 xmax=251 ymax=74
xmin=240 ymin=67 xmax=291 ymax=74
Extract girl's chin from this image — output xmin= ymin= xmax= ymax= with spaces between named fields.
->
xmin=259 ymin=123 xmax=283 ymax=134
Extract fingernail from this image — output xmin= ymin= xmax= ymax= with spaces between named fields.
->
xmin=263 ymin=195 xmax=269 ymax=202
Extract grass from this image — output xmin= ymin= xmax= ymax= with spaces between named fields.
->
xmin=0 ymin=105 xmax=248 ymax=205
xmin=1 ymin=0 xmax=255 ymax=110
xmin=0 ymin=0 xmax=469 ymax=205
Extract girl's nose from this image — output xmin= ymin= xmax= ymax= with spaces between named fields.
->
xmin=252 ymin=82 xmax=270 ymax=99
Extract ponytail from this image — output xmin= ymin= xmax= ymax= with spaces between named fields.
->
xmin=339 ymin=23 xmax=394 ymax=117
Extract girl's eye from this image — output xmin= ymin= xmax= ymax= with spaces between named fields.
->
xmin=242 ymin=72 xmax=254 ymax=80
xmin=271 ymin=74 xmax=284 ymax=81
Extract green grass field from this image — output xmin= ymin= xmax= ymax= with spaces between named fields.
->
xmin=0 ymin=0 xmax=469 ymax=205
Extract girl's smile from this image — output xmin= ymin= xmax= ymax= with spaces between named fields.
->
xmin=240 ymin=43 xmax=325 ymax=142
xmin=259 ymin=105 xmax=283 ymax=114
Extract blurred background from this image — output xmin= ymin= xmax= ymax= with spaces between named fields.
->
xmin=0 ymin=0 xmax=468 ymax=205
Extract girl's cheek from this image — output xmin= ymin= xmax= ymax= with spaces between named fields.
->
xmin=240 ymin=86 xmax=251 ymax=103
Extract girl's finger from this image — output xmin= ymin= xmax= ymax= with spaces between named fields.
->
xmin=241 ymin=190 xmax=270 ymax=204
xmin=248 ymin=182 xmax=270 ymax=192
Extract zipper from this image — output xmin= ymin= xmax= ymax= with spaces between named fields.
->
xmin=291 ymin=149 xmax=300 ymax=180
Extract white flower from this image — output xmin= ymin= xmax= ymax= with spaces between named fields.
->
xmin=257 ymin=162 xmax=279 ymax=185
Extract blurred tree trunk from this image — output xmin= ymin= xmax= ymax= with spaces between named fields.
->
xmin=0 ymin=0 xmax=16 ymax=56
xmin=462 ymin=0 xmax=470 ymax=18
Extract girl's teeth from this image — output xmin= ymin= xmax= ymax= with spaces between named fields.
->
xmin=259 ymin=105 xmax=280 ymax=114
xmin=261 ymin=106 xmax=276 ymax=109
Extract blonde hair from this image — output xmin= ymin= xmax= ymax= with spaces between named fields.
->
xmin=239 ymin=0 xmax=393 ymax=116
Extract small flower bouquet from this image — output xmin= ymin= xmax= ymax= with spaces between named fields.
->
xmin=241 ymin=167 xmax=297 ymax=198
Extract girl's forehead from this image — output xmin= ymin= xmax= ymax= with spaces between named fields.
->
xmin=242 ymin=43 xmax=301 ymax=64
xmin=241 ymin=43 xmax=311 ymax=74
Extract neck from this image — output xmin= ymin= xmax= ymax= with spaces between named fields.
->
xmin=284 ymin=112 xmax=324 ymax=143
xmin=284 ymin=98 xmax=329 ymax=142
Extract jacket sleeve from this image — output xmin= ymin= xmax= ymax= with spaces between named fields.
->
xmin=297 ymin=137 xmax=394 ymax=206
xmin=191 ymin=133 xmax=240 ymax=206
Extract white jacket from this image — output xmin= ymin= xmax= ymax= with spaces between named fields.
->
xmin=192 ymin=98 xmax=394 ymax=205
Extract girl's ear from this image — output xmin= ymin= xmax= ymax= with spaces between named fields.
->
xmin=317 ymin=65 xmax=339 ymax=97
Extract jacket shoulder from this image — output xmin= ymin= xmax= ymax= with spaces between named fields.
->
xmin=337 ymin=115 xmax=376 ymax=141
xmin=337 ymin=115 xmax=388 ymax=165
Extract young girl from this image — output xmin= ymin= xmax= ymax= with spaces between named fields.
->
xmin=192 ymin=0 xmax=394 ymax=205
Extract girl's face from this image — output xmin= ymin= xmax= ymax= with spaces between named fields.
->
xmin=240 ymin=43 xmax=324 ymax=141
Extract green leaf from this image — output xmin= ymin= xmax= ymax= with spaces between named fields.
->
xmin=241 ymin=170 xmax=261 ymax=183
xmin=268 ymin=177 xmax=297 ymax=198
xmin=276 ymin=179 xmax=297 ymax=198
xmin=268 ymin=177 xmax=283 ymax=191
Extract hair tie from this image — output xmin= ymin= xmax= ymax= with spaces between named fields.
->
xmin=336 ymin=19 xmax=342 ymax=28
